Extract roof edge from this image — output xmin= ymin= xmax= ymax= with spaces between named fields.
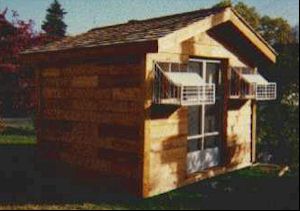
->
xmin=21 ymin=39 xmax=158 ymax=55
xmin=88 ymin=6 xmax=230 ymax=32
xmin=230 ymin=7 xmax=278 ymax=56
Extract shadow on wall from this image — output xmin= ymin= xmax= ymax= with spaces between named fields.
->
xmin=146 ymin=104 xmax=188 ymax=195
xmin=149 ymin=104 xmax=179 ymax=119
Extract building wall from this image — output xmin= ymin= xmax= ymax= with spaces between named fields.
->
xmin=227 ymin=100 xmax=252 ymax=166
xmin=37 ymin=56 xmax=145 ymax=194
xmin=143 ymin=31 xmax=254 ymax=197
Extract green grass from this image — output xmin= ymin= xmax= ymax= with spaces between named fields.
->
xmin=0 ymin=134 xmax=36 ymax=145
xmin=0 ymin=119 xmax=36 ymax=145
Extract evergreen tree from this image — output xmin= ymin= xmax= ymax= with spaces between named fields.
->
xmin=42 ymin=0 xmax=67 ymax=37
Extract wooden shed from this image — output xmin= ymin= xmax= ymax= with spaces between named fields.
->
xmin=21 ymin=6 xmax=277 ymax=198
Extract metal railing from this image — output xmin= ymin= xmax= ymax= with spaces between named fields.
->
xmin=229 ymin=67 xmax=277 ymax=101
xmin=153 ymin=62 xmax=216 ymax=106
xmin=229 ymin=67 xmax=255 ymax=98
xmin=256 ymin=83 xmax=277 ymax=100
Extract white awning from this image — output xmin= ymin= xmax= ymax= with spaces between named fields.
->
xmin=241 ymin=74 xmax=269 ymax=85
xmin=164 ymin=72 xmax=205 ymax=86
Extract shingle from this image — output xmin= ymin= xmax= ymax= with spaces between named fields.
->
xmin=23 ymin=6 xmax=228 ymax=54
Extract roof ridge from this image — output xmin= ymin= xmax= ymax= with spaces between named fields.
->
xmin=89 ymin=6 xmax=229 ymax=32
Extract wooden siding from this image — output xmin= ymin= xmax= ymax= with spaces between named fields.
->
xmin=37 ymin=59 xmax=145 ymax=195
xmin=143 ymin=30 xmax=253 ymax=197
xmin=148 ymin=107 xmax=188 ymax=196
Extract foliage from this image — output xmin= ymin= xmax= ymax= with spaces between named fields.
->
xmin=293 ymin=24 xmax=299 ymax=42
xmin=0 ymin=118 xmax=35 ymax=144
xmin=42 ymin=0 xmax=67 ymax=38
xmin=258 ymin=43 xmax=299 ymax=168
xmin=213 ymin=1 xmax=296 ymax=45
xmin=0 ymin=134 xmax=36 ymax=145
xmin=0 ymin=9 xmax=35 ymax=73
xmin=259 ymin=16 xmax=296 ymax=45
xmin=234 ymin=2 xmax=261 ymax=30
xmin=213 ymin=1 xmax=299 ymax=167
xmin=258 ymin=102 xmax=299 ymax=167
xmin=212 ymin=0 xmax=232 ymax=8
xmin=0 ymin=9 xmax=33 ymax=116
xmin=0 ymin=8 xmax=56 ymax=116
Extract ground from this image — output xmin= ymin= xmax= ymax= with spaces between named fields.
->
xmin=0 ymin=119 xmax=299 ymax=210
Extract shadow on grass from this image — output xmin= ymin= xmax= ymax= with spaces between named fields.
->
xmin=0 ymin=144 xmax=299 ymax=210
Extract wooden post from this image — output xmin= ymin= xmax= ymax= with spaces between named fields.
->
xmin=142 ymin=54 xmax=152 ymax=198
xmin=221 ymin=59 xmax=229 ymax=165
xmin=251 ymin=100 xmax=257 ymax=163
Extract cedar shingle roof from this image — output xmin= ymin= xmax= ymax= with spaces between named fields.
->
xmin=23 ymin=6 xmax=228 ymax=54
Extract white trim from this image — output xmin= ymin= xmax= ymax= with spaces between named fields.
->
xmin=189 ymin=58 xmax=222 ymax=64
xmin=187 ymin=132 xmax=220 ymax=141
xmin=201 ymin=61 xmax=207 ymax=150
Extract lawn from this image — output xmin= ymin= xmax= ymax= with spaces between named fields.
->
xmin=0 ymin=118 xmax=36 ymax=145
xmin=0 ymin=119 xmax=299 ymax=210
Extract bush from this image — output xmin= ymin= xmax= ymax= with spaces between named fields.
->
xmin=257 ymin=94 xmax=299 ymax=169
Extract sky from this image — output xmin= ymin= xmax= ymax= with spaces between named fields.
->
xmin=0 ymin=0 xmax=299 ymax=35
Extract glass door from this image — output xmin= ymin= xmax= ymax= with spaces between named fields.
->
xmin=187 ymin=59 xmax=223 ymax=174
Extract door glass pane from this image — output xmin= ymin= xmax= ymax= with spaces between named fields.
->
xmin=206 ymin=63 xmax=220 ymax=83
xmin=204 ymin=136 xmax=220 ymax=149
xmin=188 ymin=106 xmax=202 ymax=136
xmin=188 ymin=138 xmax=201 ymax=152
xmin=188 ymin=62 xmax=203 ymax=77
xmin=204 ymin=103 xmax=221 ymax=133
xmin=206 ymin=63 xmax=222 ymax=94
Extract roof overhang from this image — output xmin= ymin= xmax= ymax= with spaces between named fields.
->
xmin=20 ymin=40 xmax=158 ymax=66
xmin=158 ymin=7 xmax=277 ymax=65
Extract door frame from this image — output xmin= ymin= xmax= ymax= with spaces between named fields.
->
xmin=187 ymin=58 xmax=224 ymax=174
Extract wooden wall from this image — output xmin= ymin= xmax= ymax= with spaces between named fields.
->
xmin=143 ymin=31 xmax=254 ymax=197
xmin=144 ymin=53 xmax=190 ymax=197
xmin=37 ymin=56 xmax=145 ymax=194
xmin=147 ymin=106 xmax=188 ymax=197
xmin=227 ymin=100 xmax=252 ymax=166
xmin=35 ymin=29 xmax=256 ymax=198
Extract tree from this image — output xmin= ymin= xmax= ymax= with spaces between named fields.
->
xmin=0 ymin=9 xmax=48 ymax=116
xmin=212 ymin=0 xmax=232 ymax=8
xmin=213 ymin=1 xmax=299 ymax=167
xmin=213 ymin=1 xmax=260 ymax=30
xmin=293 ymin=24 xmax=299 ymax=43
xmin=259 ymin=16 xmax=295 ymax=45
xmin=213 ymin=1 xmax=296 ymax=45
xmin=234 ymin=2 xmax=261 ymax=30
xmin=258 ymin=43 xmax=299 ymax=168
xmin=42 ymin=0 xmax=67 ymax=38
